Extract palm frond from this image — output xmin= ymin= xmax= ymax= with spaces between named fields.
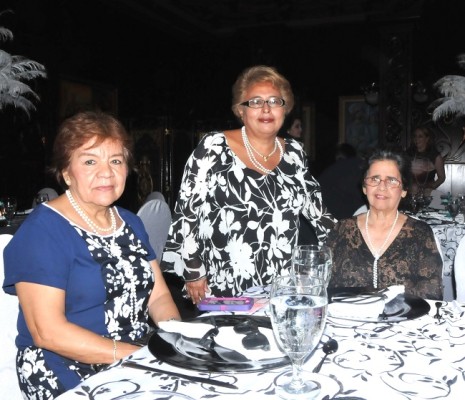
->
xmin=431 ymin=53 xmax=465 ymax=122
xmin=434 ymin=75 xmax=465 ymax=97
xmin=432 ymin=96 xmax=465 ymax=121
xmin=0 ymin=92 xmax=37 ymax=116
xmin=0 ymin=49 xmax=12 ymax=67
xmin=0 ymin=9 xmax=47 ymax=116
xmin=11 ymin=57 xmax=46 ymax=80
xmin=0 ymin=26 xmax=12 ymax=42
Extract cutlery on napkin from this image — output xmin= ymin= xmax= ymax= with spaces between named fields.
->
xmin=158 ymin=319 xmax=284 ymax=361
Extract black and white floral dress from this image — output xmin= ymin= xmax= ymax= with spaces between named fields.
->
xmin=161 ymin=132 xmax=336 ymax=296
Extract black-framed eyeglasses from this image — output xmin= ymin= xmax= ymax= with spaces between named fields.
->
xmin=239 ymin=97 xmax=286 ymax=109
xmin=364 ymin=176 xmax=402 ymax=189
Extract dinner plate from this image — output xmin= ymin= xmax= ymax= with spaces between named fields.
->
xmin=327 ymin=288 xmax=431 ymax=323
xmin=148 ymin=315 xmax=290 ymax=372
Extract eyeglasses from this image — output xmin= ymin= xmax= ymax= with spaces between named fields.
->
xmin=239 ymin=97 xmax=286 ymax=109
xmin=364 ymin=176 xmax=402 ymax=189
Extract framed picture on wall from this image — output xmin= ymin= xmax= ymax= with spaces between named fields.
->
xmin=338 ymin=95 xmax=378 ymax=154
xmin=302 ymin=102 xmax=315 ymax=160
xmin=59 ymin=78 xmax=118 ymax=121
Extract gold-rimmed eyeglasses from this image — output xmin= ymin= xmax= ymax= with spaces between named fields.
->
xmin=364 ymin=176 xmax=402 ymax=189
xmin=239 ymin=97 xmax=286 ymax=108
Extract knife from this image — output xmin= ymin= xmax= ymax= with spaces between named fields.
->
xmin=121 ymin=361 xmax=238 ymax=389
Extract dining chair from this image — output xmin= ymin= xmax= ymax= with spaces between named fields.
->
xmin=137 ymin=199 xmax=172 ymax=263
xmin=144 ymin=191 xmax=166 ymax=204
xmin=353 ymin=204 xmax=368 ymax=216
xmin=454 ymin=236 xmax=465 ymax=302
xmin=31 ymin=187 xmax=59 ymax=208
xmin=0 ymin=234 xmax=23 ymax=399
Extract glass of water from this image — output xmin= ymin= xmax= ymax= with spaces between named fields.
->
xmin=291 ymin=245 xmax=333 ymax=287
xmin=269 ymin=275 xmax=328 ymax=399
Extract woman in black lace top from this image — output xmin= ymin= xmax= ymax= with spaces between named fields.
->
xmin=327 ymin=148 xmax=443 ymax=300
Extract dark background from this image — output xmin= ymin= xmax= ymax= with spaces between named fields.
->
xmin=1 ymin=0 xmax=465 ymax=210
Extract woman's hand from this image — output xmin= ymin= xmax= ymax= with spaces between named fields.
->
xmin=186 ymin=278 xmax=209 ymax=304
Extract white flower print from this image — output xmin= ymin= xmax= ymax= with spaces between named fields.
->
xmin=225 ymin=235 xmax=255 ymax=280
xmin=161 ymin=132 xmax=336 ymax=296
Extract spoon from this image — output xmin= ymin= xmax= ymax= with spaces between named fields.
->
xmin=312 ymin=338 xmax=338 ymax=373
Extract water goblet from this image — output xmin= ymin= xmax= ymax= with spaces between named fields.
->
xmin=447 ymin=199 xmax=460 ymax=222
xmin=1 ymin=197 xmax=17 ymax=227
xmin=291 ymin=245 xmax=333 ymax=287
xmin=269 ymin=275 xmax=328 ymax=399
xmin=0 ymin=200 xmax=5 ymax=225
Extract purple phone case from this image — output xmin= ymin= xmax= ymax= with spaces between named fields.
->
xmin=197 ymin=297 xmax=254 ymax=311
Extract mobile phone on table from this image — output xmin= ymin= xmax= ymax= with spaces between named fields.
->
xmin=197 ymin=297 xmax=254 ymax=311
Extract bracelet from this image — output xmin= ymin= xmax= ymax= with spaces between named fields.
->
xmin=112 ymin=339 xmax=117 ymax=362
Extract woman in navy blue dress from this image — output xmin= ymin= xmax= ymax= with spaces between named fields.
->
xmin=3 ymin=111 xmax=180 ymax=399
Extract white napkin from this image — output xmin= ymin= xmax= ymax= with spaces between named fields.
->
xmin=158 ymin=320 xmax=214 ymax=339
xmin=328 ymin=285 xmax=405 ymax=319
xmin=157 ymin=320 xmax=285 ymax=361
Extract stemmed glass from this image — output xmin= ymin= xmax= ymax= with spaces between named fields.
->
xmin=269 ymin=275 xmax=328 ymax=399
xmin=447 ymin=199 xmax=460 ymax=222
xmin=291 ymin=245 xmax=333 ymax=287
xmin=1 ymin=197 xmax=17 ymax=227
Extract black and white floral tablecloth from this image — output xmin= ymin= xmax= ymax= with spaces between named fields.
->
xmin=56 ymin=300 xmax=465 ymax=400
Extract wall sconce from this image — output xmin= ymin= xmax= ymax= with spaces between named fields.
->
xmin=361 ymin=82 xmax=379 ymax=106
xmin=411 ymin=81 xmax=428 ymax=104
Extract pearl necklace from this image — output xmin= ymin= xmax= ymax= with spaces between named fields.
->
xmin=248 ymin=136 xmax=278 ymax=161
xmin=241 ymin=126 xmax=283 ymax=174
xmin=66 ymin=189 xmax=138 ymax=326
xmin=365 ymin=210 xmax=399 ymax=288
xmin=66 ymin=190 xmax=116 ymax=234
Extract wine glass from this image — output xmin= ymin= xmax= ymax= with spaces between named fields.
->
xmin=1 ymin=197 xmax=17 ymax=227
xmin=291 ymin=245 xmax=333 ymax=287
xmin=269 ymin=275 xmax=328 ymax=399
xmin=447 ymin=199 xmax=460 ymax=222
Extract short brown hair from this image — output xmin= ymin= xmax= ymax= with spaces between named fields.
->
xmin=50 ymin=111 xmax=133 ymax=188
xmin=231 ymin=65 xmax=294 ymax=120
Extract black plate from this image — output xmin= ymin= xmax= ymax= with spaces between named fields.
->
xmin=327 ymin=287 xmax=431 ymax=322
xmin=148 ymin=315 xmax=290 ymax=372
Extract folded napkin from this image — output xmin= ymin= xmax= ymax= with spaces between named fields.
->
xmin=158 ymin=320 xmax=284 ymax=361
xmin=328 ymin=285 xmax=405 ymax=319
xmin=158 ymin=320 xmax=214 ymax=339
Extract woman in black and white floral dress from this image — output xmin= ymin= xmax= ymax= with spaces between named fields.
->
xmin=161 ymin=65 xmax=336 ymax=303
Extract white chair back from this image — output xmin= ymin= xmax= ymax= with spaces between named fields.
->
xmin=144 ymin=191 xmax=165 ymax=204
xmin=32 ymin=187 xmax=59 ymax=208
xmin=0 ymin=234 xmax=23 ymax=399
xmin=137 ymin=199 xmax=172 ymax=263
xmin=454 ymin=235 xmax=465 ymax=302
xmin=353 ymin=204 xmax=368 ymax=216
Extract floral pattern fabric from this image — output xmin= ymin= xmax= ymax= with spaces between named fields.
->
xmin=161 ymin=132 xmax=336 ymax=296
xmin=326 ymin=215 xmax=443 ymax=300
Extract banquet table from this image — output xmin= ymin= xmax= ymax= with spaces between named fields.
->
xmin=56 ymin=297 xmax=465 ymax=400
xmin=0 ymin=213 xmax=29 ymax=235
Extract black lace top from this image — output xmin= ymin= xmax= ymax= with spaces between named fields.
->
xmin=326 ymin=215 xmax=443 ymax=300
